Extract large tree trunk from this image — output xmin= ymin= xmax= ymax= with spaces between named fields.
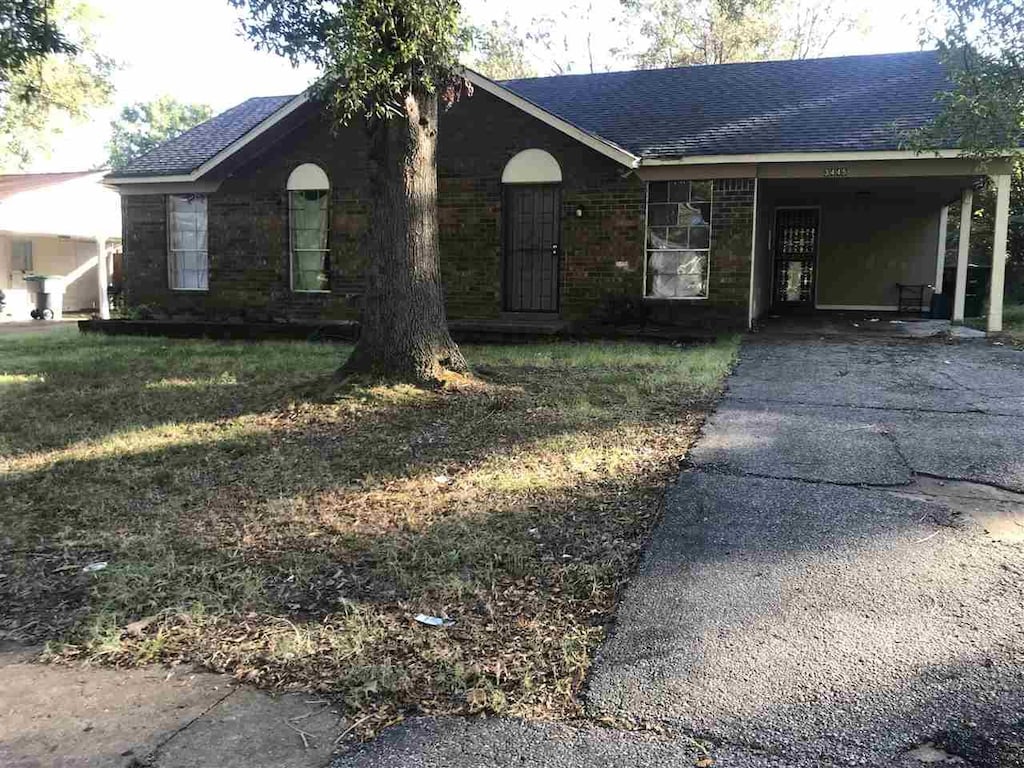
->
xmin=339 ymin=87 xmax=467 ymax=385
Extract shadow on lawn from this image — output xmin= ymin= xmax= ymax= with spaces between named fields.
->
xmin=0 ymin=331 xmax=345 ymax=458
xmin=0 ymin=332 xmax=735 ymax=729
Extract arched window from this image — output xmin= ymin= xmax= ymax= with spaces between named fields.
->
xmin=287 ymin=163 xmax=330 ymax=292
xmin=501 ymin=149 xmax=562 ymax=184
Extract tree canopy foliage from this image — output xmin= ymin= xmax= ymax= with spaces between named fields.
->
xmin=918 ymin=0 xmax=1023 ymax=157
xmin=107 ymin=97 xmax=213 ymax=170
xmin=916 ymin=0 xmax=1023 ymax=275
xmin=468 ymin=4 xmax=614 ymax=78
xmin=621 ymin=0 xmax=862 ymax=67
xmin=466 ymin=0 xmax=864 ymax=80
xmin=0 ymin=0 xmax=75 ymax=86
xmin=468 ymin=15 xmax=536 ymax=80
xmin=0 ymin=0 xmax=113 ymax=170
xmin=228 ymin=0 xmax=465 ymax=122
xmin=229 ymin=0 xmax=469 ymax=383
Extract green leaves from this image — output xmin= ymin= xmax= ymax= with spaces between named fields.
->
xmin=911 ymin=0 xmax=1024 ymax=156
xmin=229 ymin=0 xmax=468 ymax=123
xmin=0 ymin=1 xmax=115 ymax=171
xmin=620 ymin=0 xmax=861 ymax=68
xmin=107 ymin=97 xmax=214 ymax=171
xmin=466 ymin=15 xmax=536 ymax=81
xmin=0 ymin=0 xmax=77 ymax=87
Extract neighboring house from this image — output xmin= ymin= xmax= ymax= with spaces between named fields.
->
xmin=104 ymin=51 xmax=1018 ymax=334
xmin=0 ymin=172 xmax=121 ymax=321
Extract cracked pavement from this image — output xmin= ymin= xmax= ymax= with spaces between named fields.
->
xmin=337 ymin=333 xmax=1024 ymax=768
xmin=0 ymin=647 xmax=344 ymax=767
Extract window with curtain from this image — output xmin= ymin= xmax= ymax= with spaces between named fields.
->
xmin=289 ymin=188 xmax=330 ymax=291
xmin=644 ymin=180 xmax=713 ymax=299
xmin=167 ymin=194 xmax=208 ymax=291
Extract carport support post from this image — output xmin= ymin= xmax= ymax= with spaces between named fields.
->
xmin=95 ymin=235 xmax=110 ymax=320
xmin=987 ymin=173 xmax=1011 ymax=334
xmin=952 ymin=188 xmax=973 ymax=323
xmin=934 ymin=205 xmax=948 ymax=293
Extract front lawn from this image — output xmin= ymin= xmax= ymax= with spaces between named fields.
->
xmin=1001 ymin=302 xmax=1024 ymax=345
xmin=967 ymin=301 xmax=1024 ymax=346
xmin=0 ymin=329 xmax=736 ymax=735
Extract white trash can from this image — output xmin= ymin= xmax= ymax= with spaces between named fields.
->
xmin=24 ymin=275 xmax=65 ymax=321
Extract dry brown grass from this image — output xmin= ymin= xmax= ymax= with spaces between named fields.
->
xmin=0 ymin=330 xmax=737 ymax=736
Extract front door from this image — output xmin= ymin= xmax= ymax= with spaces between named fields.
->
xmin=503 ymin=184 xmax=561 ymax=313
xmin=772 ymin=208 xmax=819 ymax=308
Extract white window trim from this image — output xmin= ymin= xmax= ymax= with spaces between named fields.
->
xmin=167 ymin=194 xmax=209 ymax=292
xmin=642 ymin=180 xmax=713 ymax=301
xmin=502 ymin=149 xmax=563 ymax=184
xmin=288 ymin=180 xmax=331 ymax=294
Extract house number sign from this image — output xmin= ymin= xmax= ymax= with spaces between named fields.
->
xmin=823 ymin=166 xmax=849 ymax=178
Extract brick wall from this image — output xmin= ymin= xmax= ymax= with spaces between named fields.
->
xmin=121 ymin=91 xmax=754 ymax=329
xmin=646 ymin=178 xmax=755 ymax=330
xmin=122 ymin=117 xmax=370 ymax=322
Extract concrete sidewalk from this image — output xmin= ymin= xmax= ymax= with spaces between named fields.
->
xmin=0 ymin=646 xmax=345 ymax=768
xmin=337 ymin=334 xmax=1024 ymax=768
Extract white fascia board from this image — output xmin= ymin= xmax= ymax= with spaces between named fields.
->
xmin=637 ymin=149 xmax=1005 ymax=166
xmin=115 ymin=181 xmax=223 ymax=196
xmin=461 ymin=69 xmax=640 ymax=169
xmin=104 ymin=92 xmax=310 ymax=187
xmin=103 ymin=174 xmax=195 ymax=187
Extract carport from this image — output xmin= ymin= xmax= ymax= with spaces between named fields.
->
xmin=748 ymin=155 xmax=1014 ymax=333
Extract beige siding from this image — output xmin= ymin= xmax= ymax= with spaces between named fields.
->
xmin=758 ymin=179 xmax=963 ymax=310
xmin=1 ymin=233 xmax=100 ymax=318
xmin=815 ymin=197 xmax=939 ymax=308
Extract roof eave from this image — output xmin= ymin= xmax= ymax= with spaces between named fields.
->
xmin=104 ymin=92 xmax=311 ymax=187
xmin=636 ymin=148 xmax=1016 ymax=165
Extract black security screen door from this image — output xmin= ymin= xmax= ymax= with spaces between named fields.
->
xmin=773 ymin=208 xmax=819 ymax=307
xmin=503 ymin=184 xmax=561 ymax=313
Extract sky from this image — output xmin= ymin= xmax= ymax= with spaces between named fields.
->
xmin=34 ymin=0 xmax=933 ymax=173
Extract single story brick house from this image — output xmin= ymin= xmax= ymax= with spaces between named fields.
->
xmin=105 ymin=50 xmax=1016 ymax=334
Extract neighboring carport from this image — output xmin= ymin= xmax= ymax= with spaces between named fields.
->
xmin=0 ymin=172 xmax=120 ymax=321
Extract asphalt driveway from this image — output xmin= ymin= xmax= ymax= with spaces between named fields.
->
xmin=338 ymin=334 xmax=1024 ymax=768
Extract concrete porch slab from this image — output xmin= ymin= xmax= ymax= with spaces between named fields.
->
xmin=756 ymin=313 xmax=981 ymax=340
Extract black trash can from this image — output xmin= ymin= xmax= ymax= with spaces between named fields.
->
xmin=930 ymin=292 xmax=951 ymax=319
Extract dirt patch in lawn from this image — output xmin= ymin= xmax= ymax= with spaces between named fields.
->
xmin=0 ymin=330 xmax=737 ymax=736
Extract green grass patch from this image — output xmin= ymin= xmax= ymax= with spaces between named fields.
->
xmin=1001 ymin=303 xmax=1024 ymax=345
xmin=0 ymin=330 xmax=738 ymax=735
xmin=965 ymin=302 xmax=1024 ymax=346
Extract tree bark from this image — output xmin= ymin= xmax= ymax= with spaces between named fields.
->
xmin=339 ymin=86 xmax=467 ymax=385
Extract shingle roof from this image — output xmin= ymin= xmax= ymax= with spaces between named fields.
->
xmin=501 ymin=50 xmax=950 ymax=158
xmin=109 ymin=51 xmax=953 ymax=180
xmin=111 ymin=95 xmax=297 ymax=177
